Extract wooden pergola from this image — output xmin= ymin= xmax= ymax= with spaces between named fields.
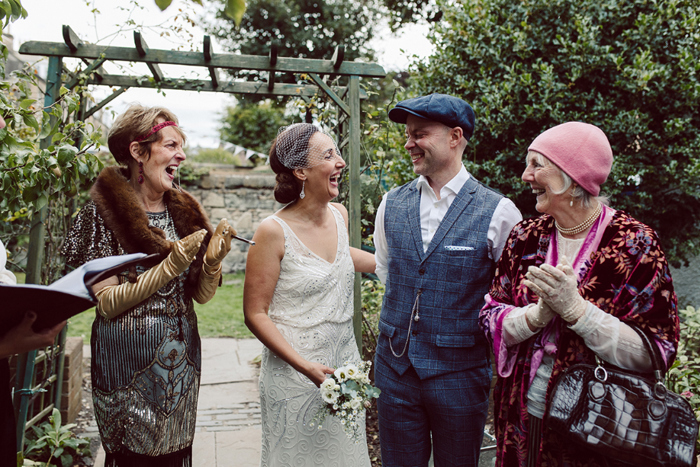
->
xmin=15 ymin=25 xmax=386 ymax=450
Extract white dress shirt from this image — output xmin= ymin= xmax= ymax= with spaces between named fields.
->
xmin=373 ymin=165 xmax=522 ymax=284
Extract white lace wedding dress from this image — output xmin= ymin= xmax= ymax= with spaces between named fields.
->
xmin=259 ymin=205 xmax=371 ymax=467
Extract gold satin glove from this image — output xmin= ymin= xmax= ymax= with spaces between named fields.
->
xmin=204 ymin=219 xmax=235 ymax=273
xmin=95 ymin=229 xmax=206 ymax=319
xmin=194 ymin=219 xmax=236 ymax=304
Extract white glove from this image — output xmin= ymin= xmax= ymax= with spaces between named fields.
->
xmin=523 ymin=256 xmax=587 ymax=324
xmin=525 ymin=299 xmax=556 ymax=329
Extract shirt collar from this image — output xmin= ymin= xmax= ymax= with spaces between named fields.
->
xmin=416 ymin=164 xmax=470 ymax=197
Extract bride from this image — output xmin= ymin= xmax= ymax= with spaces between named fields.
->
xmin=244 ymin=123 xmax=375 ymax=466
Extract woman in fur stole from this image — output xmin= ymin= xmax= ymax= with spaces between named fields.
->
xmin=63 ymin=105 xmax=235 ymax=467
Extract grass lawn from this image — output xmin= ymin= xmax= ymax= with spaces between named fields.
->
xmin=61 ymin=272 xmax=254 ymax=342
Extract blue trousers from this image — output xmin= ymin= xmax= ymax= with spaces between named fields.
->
xmin=375 ymin=355 xmax=491 ymax=467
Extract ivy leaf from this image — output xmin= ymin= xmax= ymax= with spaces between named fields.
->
xmin=154 ymin=0 xmax=173 ymax=11
xmin=224 ymin=0 xmax=246 ymax=27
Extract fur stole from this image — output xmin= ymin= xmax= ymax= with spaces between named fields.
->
xmin=90 ymin=166 xmax=213 ymax=291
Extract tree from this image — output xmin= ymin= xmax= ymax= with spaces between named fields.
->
xmin=155 ymin=0 xmax=246 ymax=26
xmin=382 ymin=0 xmax=441 ymax=31
xmin=410 ymin=0 xmax=700 ymax=266
xmin=1 ymin=0 xmax=103 ymax=282
xmin=204 ymin=0 xmax=383 ymax=79
xmin=219 ymin=99 xmax=290 ymax=155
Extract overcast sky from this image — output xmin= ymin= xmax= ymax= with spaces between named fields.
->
xmin=9 ymin=0 xmax=434 ymax=148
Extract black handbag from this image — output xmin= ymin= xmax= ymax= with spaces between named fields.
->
xmin=545 ymin=324 xmax=699 ymax=467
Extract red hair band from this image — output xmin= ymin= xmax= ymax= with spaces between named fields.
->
xmin=134 ymin=121 xmax=178 ymax=143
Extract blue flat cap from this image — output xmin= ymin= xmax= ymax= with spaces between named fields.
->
xmin=389 ymin=93 xmax=476 ymax=140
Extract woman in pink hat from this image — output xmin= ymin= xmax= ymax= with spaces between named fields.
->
xmin=479 ymin=122 xmax=680 ymax=466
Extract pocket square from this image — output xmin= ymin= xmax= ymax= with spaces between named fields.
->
xmin=444 ymin=245 xmax=475 ymax=251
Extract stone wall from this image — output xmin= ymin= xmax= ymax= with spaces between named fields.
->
xmin=671 ymin=261 xmax=700 ymax=308
xmin=186 ymin=171 xmax=283 ymax=273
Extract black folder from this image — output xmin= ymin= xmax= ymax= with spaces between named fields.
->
xmin=0 ymin=253 xmax=157 ymax=334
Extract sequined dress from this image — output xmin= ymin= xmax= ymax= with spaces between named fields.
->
xmin=63 ymin=202 xmax=200 ymax=463
xmin=259 ymin=205 xmax=371 ymax=467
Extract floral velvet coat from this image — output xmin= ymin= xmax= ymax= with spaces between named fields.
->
xmin=479 ymin=209 xmax=679 ymax=467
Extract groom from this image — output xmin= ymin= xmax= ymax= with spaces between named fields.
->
xmin=373 ymin=93 xmax=521 ymax=466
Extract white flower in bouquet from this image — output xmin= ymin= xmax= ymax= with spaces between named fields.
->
xmin=344 ymin=364 xmax=358 ymax=378
xmin=322 ymin=389 xmax=339 ymax=404
xmin=311 ymin=360 xmax=381 ymax=442
xmin=350 ymin=397 xmax=362 ymax=410
xmin=334 ymin=366 xmax=349 ymax=382
xmin=321 ymin=378 xmax=338 ymax=391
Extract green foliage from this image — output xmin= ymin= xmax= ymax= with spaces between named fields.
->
xmin=177 ymin=159 xmax=210 ymax=186
xmin=360 ymin=279 xmax=385 ymax=362
xmin=154 ymin=0 xmax=246 ymax=27
xmin=191 ymin=147 xmax=237 ymax=164
xmin=223 ymin=0 xmax=246 ymax=26
xmin=332 ymin=74 xmax=409 ymax=244
xmin=382 ymin=0 xmax=441 ymax=31
xmin=411 ymin=0 xmax=700 ymax=266
xmin=1 ymin=2 xmax=103 ymax=283
xmin=204 ymin=0 xmax=382 ymax=83
xmin=666 ymin=305 xmax=700 ymax=450
xmin=219 ymin=101 xmax=289 ymax=155
xmin=22 ymin=408 xmax=91 ymax=467
xmin=194 ymin=273 xmax=252 ymax=338
xmin=0 ymin=0 xmax=26 ymax=27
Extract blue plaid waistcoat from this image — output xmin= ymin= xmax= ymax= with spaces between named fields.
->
xmin=377 ymin=176 xmax=502 ymax=380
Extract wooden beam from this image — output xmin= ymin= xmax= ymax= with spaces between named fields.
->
xmin=62 ymin=25 xmax=82 ymax=53
xmin=84 ymin=86 xmax=129 ymax=119
xmin=133 ymin=31 xmax=164 ymax=82
xmin=269 ymin=42 xmax=278 ymax=67
xmin=81 ymin=58 xmax=104 ymax=81
xmin=203 ymin=35 xmax=219 ymax=89
xmin=19 ymin=41 xmax=387 ymax=78
xmin=267 ymin=43 xmax=277 ymax=91
xmin=332 ymin=45 xmax=344 ymax=70
xmin=347 ymin=75 xmax=362 ymax=352
xmin=203 ymin=35 xmax=214 ymax=62
xmin=65 ymin=56 xmax=107 ymax=89
xmin=307 ymin=73 xmax=350 ymax=116
xmin=86 ymin=74 xmax=338 ymax=97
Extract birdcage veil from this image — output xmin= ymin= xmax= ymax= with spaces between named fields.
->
xmin=274 ymin=123 xmax=342 ymax=170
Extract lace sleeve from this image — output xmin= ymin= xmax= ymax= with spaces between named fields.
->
xmin=569 ymin=302 xmax=652 ymax=372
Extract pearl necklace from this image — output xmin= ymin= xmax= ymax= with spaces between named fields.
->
xmin=555 ymin=202 xmax=602 ymax=236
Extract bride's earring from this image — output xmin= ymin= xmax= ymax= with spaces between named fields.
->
xmin=300 ymin=180 xmax=306 ymax=199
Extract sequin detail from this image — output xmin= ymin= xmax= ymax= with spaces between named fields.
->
xmin=63 ymin=203 xmax=200 ymax=459
xmin=259 ymin=205 xmax=370 ymax=466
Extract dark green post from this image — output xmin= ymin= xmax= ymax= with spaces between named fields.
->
xmin=348 ymin=76 xmax=363 ymax=353
xmin=15 ymin=54 xmax=63 ymax=453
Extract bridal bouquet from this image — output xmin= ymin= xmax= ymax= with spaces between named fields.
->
xmin=311 ymin=360 xmax=381 ymax=442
